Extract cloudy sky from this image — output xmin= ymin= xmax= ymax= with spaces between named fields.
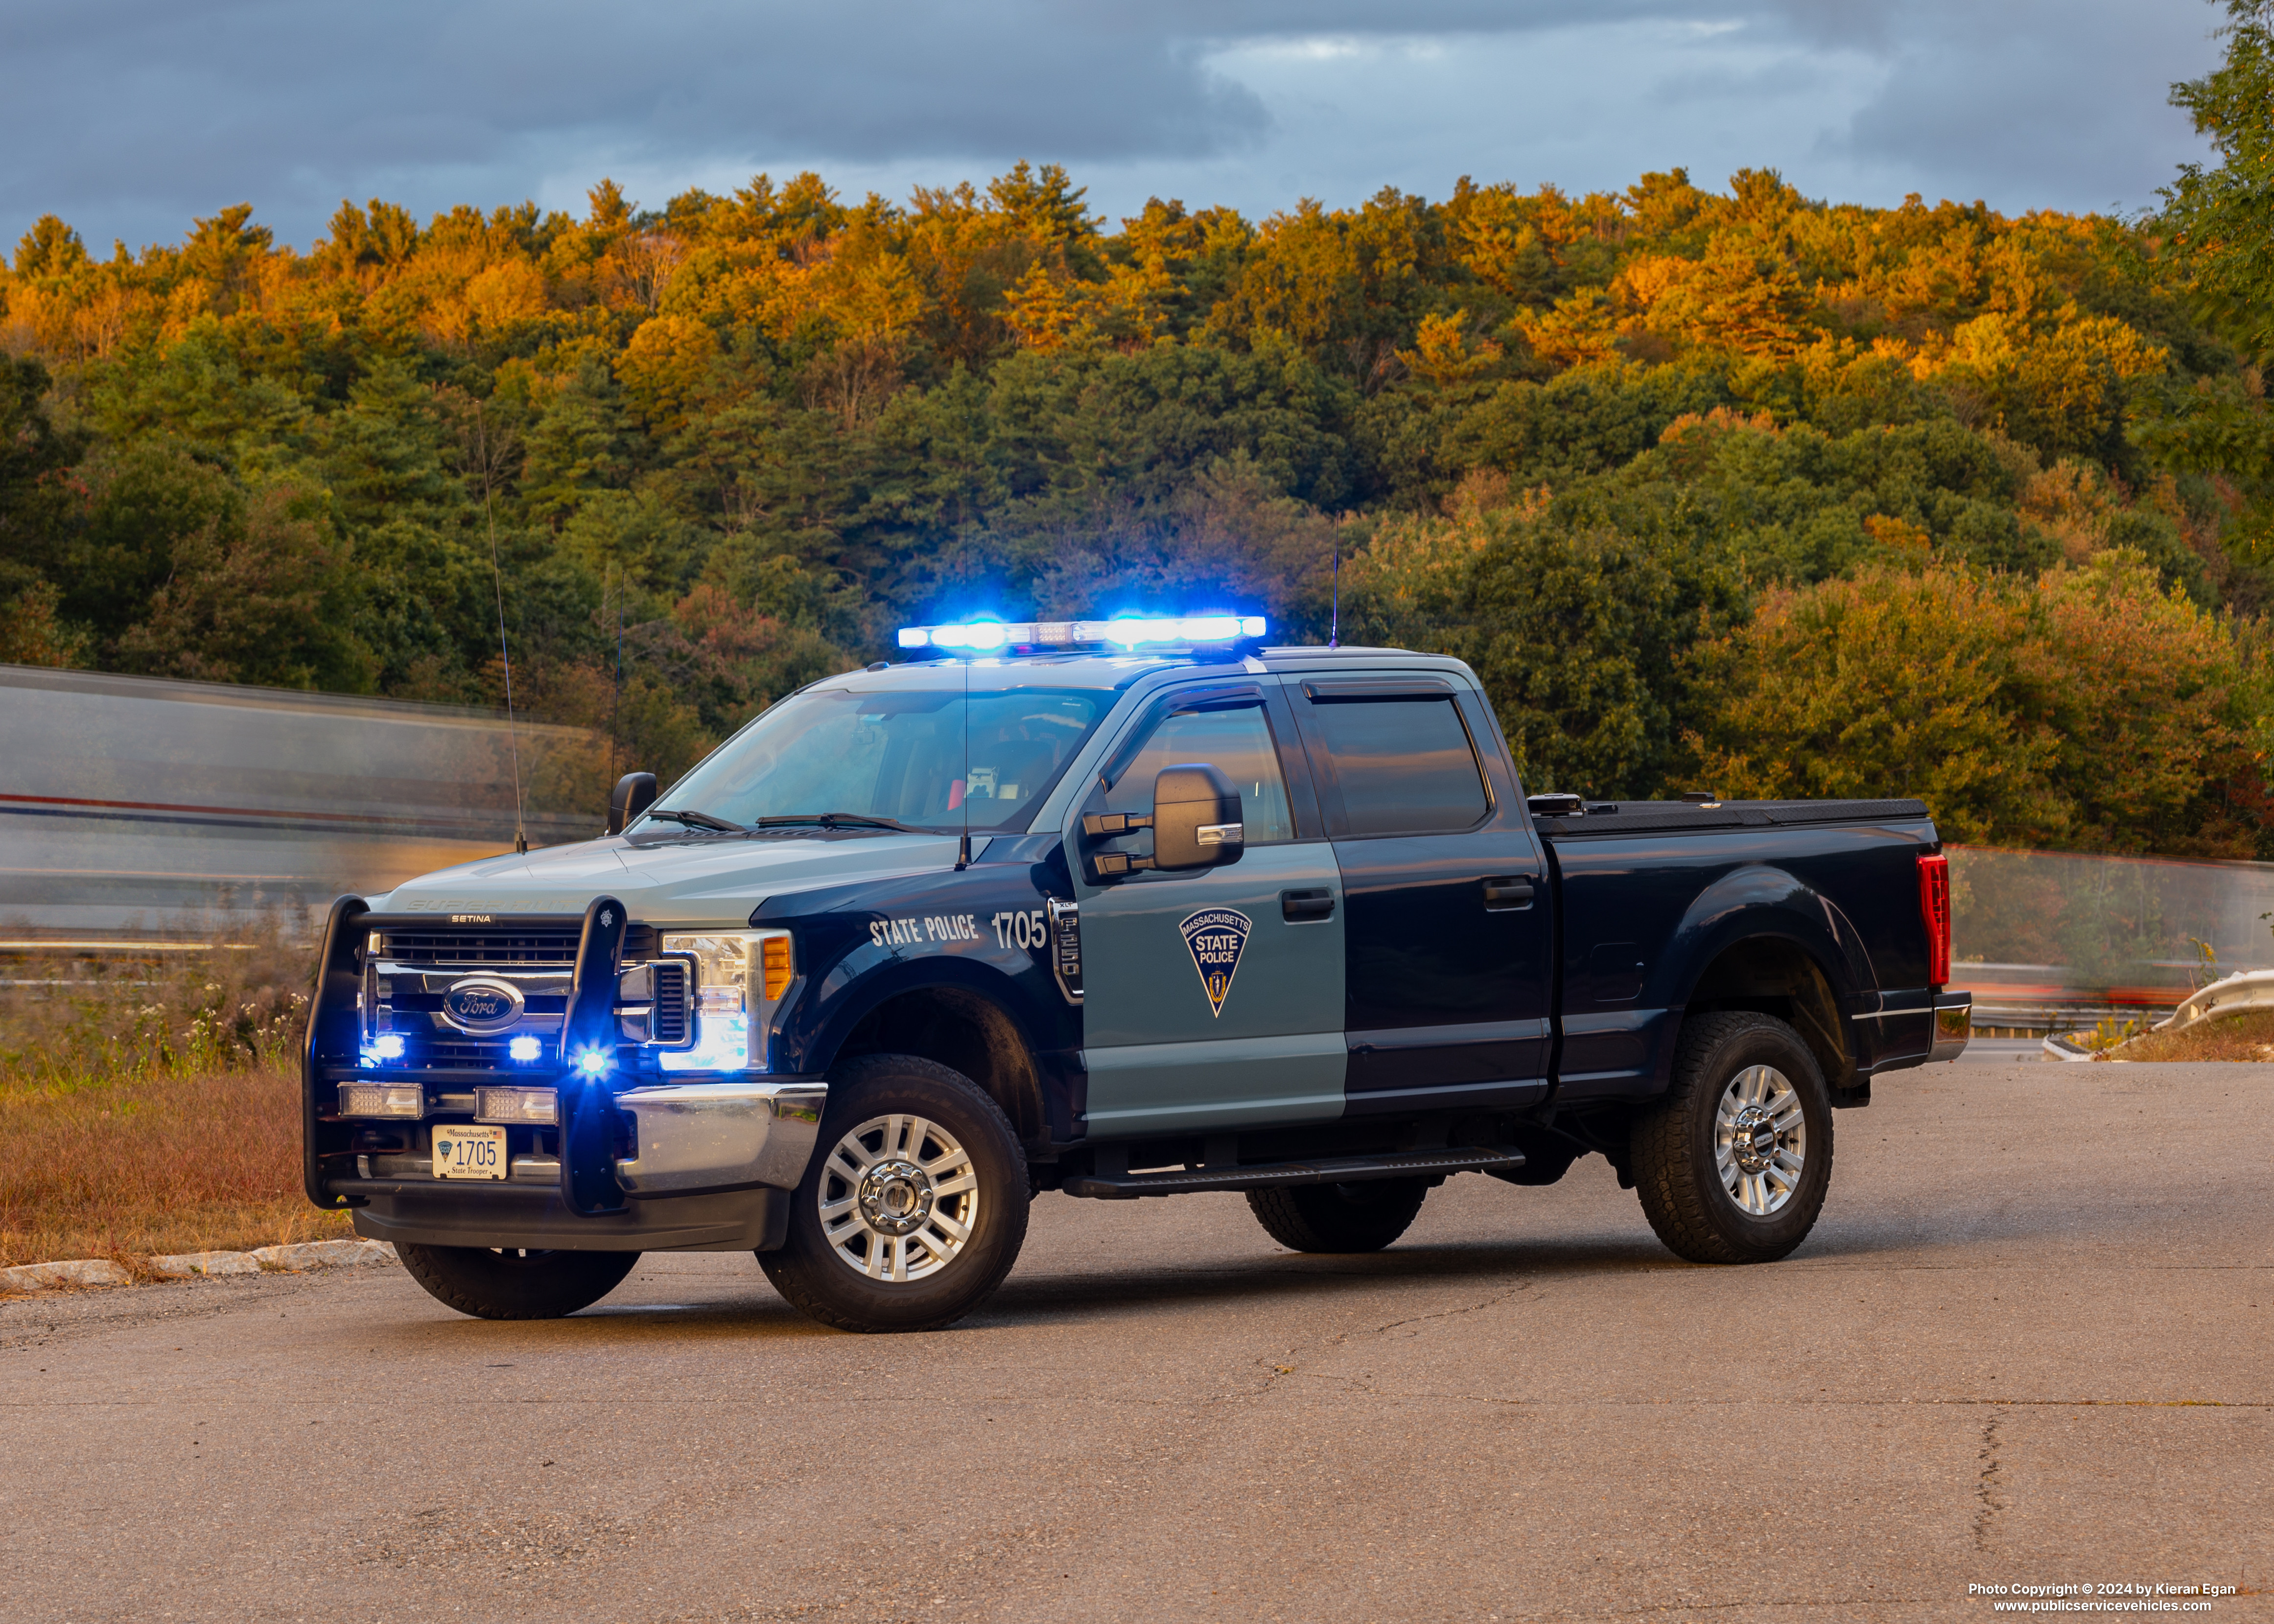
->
xmin=0 ymin=0 xmax=2229 ymax=255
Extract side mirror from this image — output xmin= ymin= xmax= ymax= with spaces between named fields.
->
xmin=608 ymin=771 xmax=658 ymax=835
xmin=1150 ymin=763 xmax=1244 ymax=871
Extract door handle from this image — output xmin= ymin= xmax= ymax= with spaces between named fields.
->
xmin=1482 ymin=877 xmax=1535 ymax=911
xmin=1281 ymin=888 xmax=1335 ymax=923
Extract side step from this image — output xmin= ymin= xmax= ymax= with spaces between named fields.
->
xmin=1060 ymin=1145 xmax=1524 ymax=1201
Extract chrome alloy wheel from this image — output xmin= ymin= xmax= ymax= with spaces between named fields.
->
xmin=817 ymin=1113 xmax=980 ymax=1283
xmin=1714 ymin=1064 xmax=1807 ymax=1217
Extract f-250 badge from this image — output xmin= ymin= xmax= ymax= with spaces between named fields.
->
xmin=1180 ymin=907 xmax=1251 ymax=1018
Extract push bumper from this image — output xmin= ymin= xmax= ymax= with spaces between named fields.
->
xmin=1931 ymin=990 xmax=1972 ymax=1063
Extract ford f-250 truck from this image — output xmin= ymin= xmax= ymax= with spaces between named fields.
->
xmin=303 ymin=618 xmax=1970 ymax=1333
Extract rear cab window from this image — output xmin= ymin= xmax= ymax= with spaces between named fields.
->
xmin=1293 ymin=679 xmax=1493 ymax=837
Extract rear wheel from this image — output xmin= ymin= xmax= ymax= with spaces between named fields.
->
xmin=1631 ymin=1011 xmax=1834 ymax=1264
xmin=759 ymin=1054 xmax=1030 ymax=1333
xmin=396 ymin=1244 xmax=639 ymax=1320
xmin=1247 ymin=1178 xmax=1429 ymax=1253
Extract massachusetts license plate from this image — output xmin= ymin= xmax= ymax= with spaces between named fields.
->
xmin=432 ymin=1124 xmax=508 ymax=1180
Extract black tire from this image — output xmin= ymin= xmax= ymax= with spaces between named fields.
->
xmin=1631 ymin=1011 xmax=1835 ymax=1265
xmin=1247 ymin=1178 xmax=1430 ymax=1253
xmin=758 ymin=1054 xmax=1030 ymax=1333
xmin=396 ymin=1244 xmax=639 ymax=1320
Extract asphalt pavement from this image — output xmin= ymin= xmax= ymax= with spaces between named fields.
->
xmin=4 ymin=1060 xmax=2270 ymax=1624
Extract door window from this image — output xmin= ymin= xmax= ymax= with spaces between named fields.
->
xmin=1103 ymin=705 xmax=1296 ymax=844
xmin=1310 ymin=698 xmax=1489 ymax=836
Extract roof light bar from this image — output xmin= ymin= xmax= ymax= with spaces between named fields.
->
xmin=897 ymin=615 xmax=1266 ymax=652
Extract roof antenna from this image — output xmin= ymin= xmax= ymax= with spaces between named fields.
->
xmin=1330 ymin=543 xmax=1340 ymax=649
xmin=954 ymin=645 xmax=973 ymax=869
xmin=607 ymin=561 xmax=622 ymax=788
xmin=476 ymin=399 xmax=528 ymax=856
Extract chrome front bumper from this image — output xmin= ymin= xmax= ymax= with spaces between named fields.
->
xmin=612 ymin=1079 xmax=829 ymax=1198
xmin=1931 ymin=990 xmax=1972 ymax=1063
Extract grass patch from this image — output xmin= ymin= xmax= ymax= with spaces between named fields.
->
xmin=0 ymin=1060 xmax=355 ymax=1268
xmin=0 ymin=924 xmax=353 ymax=1269
xmin=2104 ymin=1008 xmax=2274 ymax=1062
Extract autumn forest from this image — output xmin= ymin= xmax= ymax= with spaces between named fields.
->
xmin=7 ymin=16 xmax=2274 ymax=859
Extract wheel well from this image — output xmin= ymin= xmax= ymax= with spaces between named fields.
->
xmin=1684 ymin=937 xmax=1853 ymax=1090
xmin=833 ymin=988 xmax=1044 ymax=1146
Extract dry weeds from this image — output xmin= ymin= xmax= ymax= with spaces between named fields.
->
xmin=0 ymin=926 xmax=353 ymax=1269
xmin=2103 ymin=1007 xmax=2274 ymax=1062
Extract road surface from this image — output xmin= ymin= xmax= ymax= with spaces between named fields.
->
xmin=5 ymin=1060 xmax=2269 ymax=1623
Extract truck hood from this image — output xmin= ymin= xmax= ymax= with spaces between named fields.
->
xmin=372 ymin=830 xmax=966 ymax=926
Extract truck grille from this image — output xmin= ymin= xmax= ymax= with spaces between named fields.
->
xmin=379 ymin=928 xmax=581 ymax=967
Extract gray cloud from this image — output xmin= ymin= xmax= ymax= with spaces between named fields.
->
xmin=0 ymin=0 xmax=2223 ymax=254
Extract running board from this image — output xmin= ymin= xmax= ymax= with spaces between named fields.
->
xmin=1060 ymin=1145 xmax=1524 ymax=1200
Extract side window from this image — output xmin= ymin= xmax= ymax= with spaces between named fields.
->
xmin=1103 ymin=705 xmax=1296 ymax=844
xmin=1309 ymin=697 xmax=1489 ymax=836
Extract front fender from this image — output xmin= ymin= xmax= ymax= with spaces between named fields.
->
xmin=795 ymin=952 xmax=1054 ymax=1080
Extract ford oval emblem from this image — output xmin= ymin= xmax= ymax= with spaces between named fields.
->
xmin=440 ymin=975 xmax=526 ymax=1035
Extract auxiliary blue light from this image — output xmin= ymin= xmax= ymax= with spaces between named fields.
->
xmin=576 ymin=1049 xmax=610 ymax=1075
xmin=509 ymin=1035 xmax=543 ymax=1063
xmin=371 ymin=1034 xmax=406 ymax=1061
xmin=896 ymin=615 xmax=1265 ymax=653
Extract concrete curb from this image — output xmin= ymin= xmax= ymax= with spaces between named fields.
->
xmin=1 ymin=1259 xmax=133 ymax=1291
xmin=2 ymin=1239 xmax=398 ymax=1294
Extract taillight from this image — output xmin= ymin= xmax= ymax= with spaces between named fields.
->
xmin=1917 ymin=852 xmax=1951 ymax=986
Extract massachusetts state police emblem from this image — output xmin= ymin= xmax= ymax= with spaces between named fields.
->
xmin=1179 ymin=907 xmax=1252 ymax=1019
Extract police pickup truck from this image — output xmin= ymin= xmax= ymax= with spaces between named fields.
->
xmin=303 ymin=616 xmax=1969 ymax=1333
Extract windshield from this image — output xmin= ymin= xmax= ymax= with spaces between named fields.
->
xmin=646 ymin=684 xmax=1112 ymax=834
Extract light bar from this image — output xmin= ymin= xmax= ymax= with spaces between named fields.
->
xmin=897 ymin=615 xmax=1266 ymax=652
xmin=339 ymin=1082 xmax=422 ymax=1119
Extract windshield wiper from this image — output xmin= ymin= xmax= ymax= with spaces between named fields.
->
xmin=753 ymin=812 xmax=928 ymax=834
xmin=641 ymin=808 xmax=746 ymax=834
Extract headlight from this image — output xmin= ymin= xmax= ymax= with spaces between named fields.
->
xmin=657 ymin=929 xmax=794 ymax=1073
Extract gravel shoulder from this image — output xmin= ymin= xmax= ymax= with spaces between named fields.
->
xmin=4 ymin=1062 xmax=2269 ymax=1624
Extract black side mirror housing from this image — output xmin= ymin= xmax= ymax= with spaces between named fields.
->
xmin=608 ymin=771 xmax=658 ymax=835
xmin=1150 ymin=763 xmax=1244 ymax=872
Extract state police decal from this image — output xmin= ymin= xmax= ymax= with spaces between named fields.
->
xmin=1179 ymin=907 xmax=1251 ymax=1018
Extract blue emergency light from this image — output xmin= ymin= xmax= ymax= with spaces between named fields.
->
xmin=897 ymin=615 xmax=1266 ymax=652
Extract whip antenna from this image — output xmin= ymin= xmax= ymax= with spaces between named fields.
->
xmin=1330 ymin=544 xmax=1340 ymax=649
xmin=955 ymin=645 xmax=972 ymax=869
xmin=476 ymin=400 xmax=528 ymax=855
xmin=607 ymin=562 xmax=622 ymax=788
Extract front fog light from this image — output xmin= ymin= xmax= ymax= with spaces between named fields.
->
xmin=475 ymin=1086 xmax=557 ymax=1125
xmin=339 ymin=1082 xmax=422 ymax=1119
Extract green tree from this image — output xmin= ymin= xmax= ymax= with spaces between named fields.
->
xmin=2165 ymin=0 xmax=2274 ymax=361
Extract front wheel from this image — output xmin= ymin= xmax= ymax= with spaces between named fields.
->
xmin=1631 ymin=1010 xmax=1834 ymax=1264
xmin=758 ymin=1054 xmax=1031 ymax=1333
xmin=396 ymin=1244 xmax=639 ymax=1320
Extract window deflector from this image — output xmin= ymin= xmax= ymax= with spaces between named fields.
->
xmin=1098 ymin=682 xmax=1264 ymax=790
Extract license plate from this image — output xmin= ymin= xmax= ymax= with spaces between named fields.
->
xmin=432 ymin=1124 xmax=508 ymax=1181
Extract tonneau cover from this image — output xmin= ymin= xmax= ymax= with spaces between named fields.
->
xmin=1533 ymin=798 xmax=1930 ymax=837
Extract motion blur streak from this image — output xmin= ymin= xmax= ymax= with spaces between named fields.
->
xmin=0 ymin=666 xmax=595 ymax=938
